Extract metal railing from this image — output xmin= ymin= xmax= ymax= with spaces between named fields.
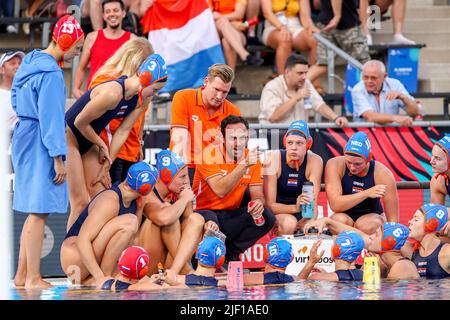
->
xmin=313 ymin=33 xmax=364 ymax=94
xmin=143 ymin=120 xmax=450 ymax=132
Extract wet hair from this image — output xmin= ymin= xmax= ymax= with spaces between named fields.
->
xmin=284 ymin=54 xmax=309 ymax=70
xmin=102 ymin=0 xmax=125 ymax=11
xmin=221 ymin=115 xmax=249 ymax=138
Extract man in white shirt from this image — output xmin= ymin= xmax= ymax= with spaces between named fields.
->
xmin=259 ymin=54 xmax=348 ymax=127
xmin=0 ymin=51 xmax=24 ymax=130
xmin=351 ymin=60 xmax=420 ymax=126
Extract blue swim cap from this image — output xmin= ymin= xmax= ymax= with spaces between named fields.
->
xmin=196 ymin=236 xmax=226 ymax=269
xmin=381 ymin=222 xmax=409 ymax=252
xmin=126 ymin=162 xmax=159 ymax=195
xmin=156 ymin=150 xmax=187 ymax=186
xmin=332 ymin=231 xmax=365 ymax=262
xmin=285 ymin=120 xmax=311 ymax=140
xmin=263 ymin=237 xmax=294 ymax=270
xmin=138 ymin=53 xmax=168 ymax=87
xmin=344 ymin=132 xmax=372 ymax=161
xmin=435 ymin=134 xmax=450 ymax=161
xmin=420 ymin=203 xmax=448 ymax=233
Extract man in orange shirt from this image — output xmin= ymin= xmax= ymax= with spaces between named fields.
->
xmin=169 ymin=64 xmax=242 ymax=182
xmin=168 ymin=116 xmax=276 ymax=273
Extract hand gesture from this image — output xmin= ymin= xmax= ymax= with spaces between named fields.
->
xmin=179 ymin=185 xmax=195 ymax=202
xmin=385 ymin=91 xmax=403 ymax=100
xmin=309 ymin=240 xmax=325 ymax=264
xmin=53 ymin=156 xmax=67 ymax=185
xmin=92 ymin=162 xmax=112 ymax=189
xmin=303 ymin=218 xmax=327 ymax=234
xmin=366 ymin=184 xmax=387 ymax=199
xmin=248 ymin=199 xmax=264 ymax=217
xmin=393 ymin=115 xmax=413 ymax=127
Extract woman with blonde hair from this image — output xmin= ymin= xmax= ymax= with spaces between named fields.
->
xmin=65 ymin=39 xmax=166 ymax=232
xmin=89 ymin=38 xmax=155 ymax=191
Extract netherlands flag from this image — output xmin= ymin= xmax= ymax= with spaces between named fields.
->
xmin=142 ymin=0 xmax=225 ymax=93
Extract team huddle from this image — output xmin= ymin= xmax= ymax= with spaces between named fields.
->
xmin=10 ymin=15 xmax=449 ymax=290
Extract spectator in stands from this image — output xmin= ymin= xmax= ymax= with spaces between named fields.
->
xmin=169 ymin=64 xmax=242 ymax=181
xmin=351 ymin=60 xmax=420 ymax=126
xmin=325 ymin=131 xmax=399 ymax=235
xmin=80 ymin=0 xmax=104 ymax=31
xmin=88 ymin=38 xmax=154 ymax=186
xmin=260 ymin=0 xmax=321 ymax=77
xmin=124 ymin=0 xmax=153 ymax=17
xmin=73 ymin=0 xmax=135 ymax=99
xmin=22 ymin=0 xmax=45 ymax=35
xmin=12 ymin=16 xmax=84 ymax=289
xmin=263 ymin=120 xmax=323 ymax=235
xmin=258 ymin=54 xmax=348 ymax=126
xmin=359 ymin=0 xmax=415 ymax=45
xmin=209 ymin=0 xmax=263 ymax=71
xmin=0 ymin=0 xmax=18 ymax=34
xmin=0 ymin=51 xmax=24 ymax=130
xmin=245 ymin=0 xmax=261 ymax=40
xmin=169 ymin=115 xmax=276 ymax=272
xmin=305 ymin=0 xmax=371 ymax=87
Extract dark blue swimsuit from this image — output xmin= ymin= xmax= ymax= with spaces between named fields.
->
xmin=65 ymin=182 xmax=138 ymax=239
xmin=276 ymin=150 xmax=308 ymax=221
xmin=341 ymin=160 xmax=383 ymax=221
xmin=263 ymin=271 xmax=294 ymax=285
xmin=185 ymin=274 xmax=218 ymax=287
xmin=335 ymin=269 xmax=364 ymax=281
xmin=65 ymin=76 xmax=139 ymax=155
xmin=101 ymin=279 xmax=132 ymax=291
xmin=412 ymin=243 xmax=449 ymax=279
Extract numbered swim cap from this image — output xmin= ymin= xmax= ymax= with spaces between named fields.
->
xmin=381 ymin=222 xmax=409 ymax=252
xmin=435 ymin=134 xmax=450 ymax=163
xmin=138 ymin=53 xmax=168 ymax=87
xmin=263 ymin=237 xmax=294 ymax=270
xmin=126 ymin=161 xmax=159 ymax=196
xmin=419 ymin=203 xmax=448 ymax=233
xmin=344 ymin=132 xmax=372 ymax=161
xmin=332 ymin=231 xmax=365 ymax=262
xmin=156 ymin=149 xmax=187 ymax=186
xmin=284 ymin=120 xmax=312 ymax=149
xmin=52 ymin=15 xmax=84 ymax=52
xmin=118 ymin=246 xmax=149 ymax=280
xmin=196 ymin=236 xmax=226 ymax=269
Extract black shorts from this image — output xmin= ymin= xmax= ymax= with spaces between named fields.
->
xmin=197 ymin=207 xmax=276 ymax=260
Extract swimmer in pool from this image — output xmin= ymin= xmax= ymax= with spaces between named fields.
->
xmin=304 ymin=219 xmax=419 ymax=279
xmin=130 ymin=236 xmax=227 ymax=290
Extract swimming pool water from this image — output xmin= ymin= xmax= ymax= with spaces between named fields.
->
xmin=11 ymin=278 xmax=450 ymax=300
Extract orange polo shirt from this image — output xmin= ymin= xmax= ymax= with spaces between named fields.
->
xmin=193 ymin=148 xmax=263 ymax=210
xmin=89 ymin=74 xmax=146 ymax=162
xmin=169 ymin=87 xmax=241 ymax=167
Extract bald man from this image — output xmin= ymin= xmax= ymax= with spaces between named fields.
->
xmin=351 ymin=60 xmax=420 ymax=126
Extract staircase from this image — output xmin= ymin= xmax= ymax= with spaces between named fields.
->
xmin=372 ymin=0 xmax=450 ymax=94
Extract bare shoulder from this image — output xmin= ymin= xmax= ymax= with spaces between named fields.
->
xmin=91 ymin=80 xmax=123 ymax=101
xmin=307 ymin=151 xmax=323 ymax=165
xmin=374 ymin=161 xmax=395 ymax=181
xmin=325 ymin=156 xmax=344 ymax=174
xmin=85 ymin=31 xmax=98 ymax=46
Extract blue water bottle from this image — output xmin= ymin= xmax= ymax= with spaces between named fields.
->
xmin=301 ymin=181 xmax=314 ymax=218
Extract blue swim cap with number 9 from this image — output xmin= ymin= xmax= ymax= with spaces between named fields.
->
xmin=156 ymin=150 xmax=187 ymax=186
xmin=126 ymin=162 xmax=159 ymax=195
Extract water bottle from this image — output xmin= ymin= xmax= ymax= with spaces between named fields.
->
xmin=301 ymin=181 xmax=314 ymax=219
xmin=249 ymin=201 xmax=265 ymax=226
xmin=303 ymin=97 xmax=312 ymax=110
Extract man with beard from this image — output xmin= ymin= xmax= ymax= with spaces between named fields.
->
xmin=73 ymin=0 xmax=136 ymax=99
xmin=258 ymin=54 xmax=347 ymax=126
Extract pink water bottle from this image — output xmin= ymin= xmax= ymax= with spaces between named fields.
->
xmin=227 ymin=261 xmax=244 ymax=290
xmin=249 ymin=201 xmax=265 ymax=226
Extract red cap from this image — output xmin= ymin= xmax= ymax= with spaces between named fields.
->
xmin=118 ymin=246 xmax=149 ymax=280
xmin=52 ymin=15 xmax=84 ymax=52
